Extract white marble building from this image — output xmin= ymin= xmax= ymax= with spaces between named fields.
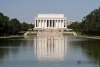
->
xmin=34 ymin=14 xmax=68 ymax=31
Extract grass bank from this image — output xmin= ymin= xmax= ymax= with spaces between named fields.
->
xmin=0 ymin=35 xmax=23 ymax=39
xmin=76 ymin=35 xmax=100 ymax=39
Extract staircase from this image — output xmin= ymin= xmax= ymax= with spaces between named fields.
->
xmin=37 ymin=29 xmax=63 ymax=37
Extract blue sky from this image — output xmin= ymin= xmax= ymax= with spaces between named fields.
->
xmin=0 ymin=0 xmax=100 ymax=23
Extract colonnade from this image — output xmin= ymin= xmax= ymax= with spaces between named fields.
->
xmin=35 ymin=19 xmax=67 ymax=28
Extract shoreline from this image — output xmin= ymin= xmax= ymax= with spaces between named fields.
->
xmin=76 ymin=35 xmax=100 ymax=39
xmin=0 ymin=35 xmax=24 ymax=38
xmin=0 ymin=34 xmax=100 ymax=39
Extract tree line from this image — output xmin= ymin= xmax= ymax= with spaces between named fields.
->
xmin=0 ymin=12 xmax=34 ymax=36
xmin=68 ymin=7 xmax=100 ymax=36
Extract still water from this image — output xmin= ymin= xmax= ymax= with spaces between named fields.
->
xmin=0 ymin=35 xmax=100 ymax=67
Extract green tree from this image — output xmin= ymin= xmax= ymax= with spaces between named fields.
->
xmin=0 ymin=12 xmax=35 ymax=36
xmin=0 ymin=12 xmax=9 ymax=35
xmin=21 ymin=22 xmax=34 ymax=31
xmin=28 ymin=23 xmax=34 ymax=29
xmin=68 ymin=22 xmax=81 ymax=32
xmin=8 ymin=18 xmax=21 ymax=35
xmin=21 ymin=22 xmax=29 ymax=31
xmin=81 ymin=7 xmax=100 ymax=35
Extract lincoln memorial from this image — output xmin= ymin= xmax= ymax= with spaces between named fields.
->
xmin=34 ymin=14 xmax=68 ymax=31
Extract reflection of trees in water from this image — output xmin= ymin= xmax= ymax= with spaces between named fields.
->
xmin=0 ymin=37 xmax=35 ymax=60
xmin=72 ymin=38 xmax=100 ymax=61
xmin=81 ymin=41 xmax=100 ymax=61
xmin=0 ymin=38 xmax=23 ymax=60
xmin=0 ymin=48 xmax=8 ymax=59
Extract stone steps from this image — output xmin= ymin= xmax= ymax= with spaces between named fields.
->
xmin=37 ymin=29 xmax=63 ymax=37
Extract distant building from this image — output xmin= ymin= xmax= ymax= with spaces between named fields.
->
xmin=66 ymin=20 xmax=75 ymax=26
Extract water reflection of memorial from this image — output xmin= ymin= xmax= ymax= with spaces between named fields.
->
xmin=34 ymin=36 xmax=67 ymax=61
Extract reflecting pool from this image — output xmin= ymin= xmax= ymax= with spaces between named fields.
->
xmin=0 ymin=35 xmax=100 ymax=67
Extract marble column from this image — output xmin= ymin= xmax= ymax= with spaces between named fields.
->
xmin=58 ymin=20 xmax=60 ymax=28
xmin=54 ymin=20 xmax=56 ymax=27
xmin=38 ymin=20 xmax=39 ymax=28
xmin=45 ymin=20 xmax=47 ymax=28
xmin=59 ymin=20 xmax=60 ymax=28
xmin=62 ymin=20 xmax=63 ymax=28
xmin=60 ymin=20 xmax=61 ymax=28
xmin=44 ymin=20 xmax=45 ymax=28
xmin=40 ymin=19 xmax=41 ymax=28
xmin=52 ymin=20 xmax=53 ymax=27
xmin=37 ymin=19 xmax=38 ymax=27
xmin=60 ymin=20 xmax=62 ymax=28
xmin=42 ymin=20 xmax=44 ymax=28
xmin=41 ymin=20 xmax=42 ymax=28
xmin=49 ymin=20 xmax=50 ymax=27
xmin=58 ymin=20 xmax=59 ymax=28
xmin=39 ymin=20 xmax=41 ymax=28
xmin=61 ymin=20 xmax=63 ymax=28
xmin=38 ymin=20 xmax=40 ymax=28
xmin=44 ymin=20 xmax=46 ymax=28
xmin=43 ymin=20 xmax=44 ymax=27
xmin=56 ymin=20 xmax=58 ymax=27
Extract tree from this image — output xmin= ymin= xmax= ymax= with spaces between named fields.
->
xmin=21 ymin=22 xmax=29 ymax=31
xmin=0 ymin=12 xmax=9 ymax=35
xmin=8 ymin=18 xmax=21 ymax=35
xmin=21 ymin=22 xmax=34 ymax=31
xmin=68 ymin=22 xmax=81 ymax=32
xmin=81 ymin=7 xmax=100 ymax=35
xmin=0 ymin=12 xmax=35 ymax=36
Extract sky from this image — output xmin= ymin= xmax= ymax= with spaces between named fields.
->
xmin=0 ymin=0 xmax=100 ymax=23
